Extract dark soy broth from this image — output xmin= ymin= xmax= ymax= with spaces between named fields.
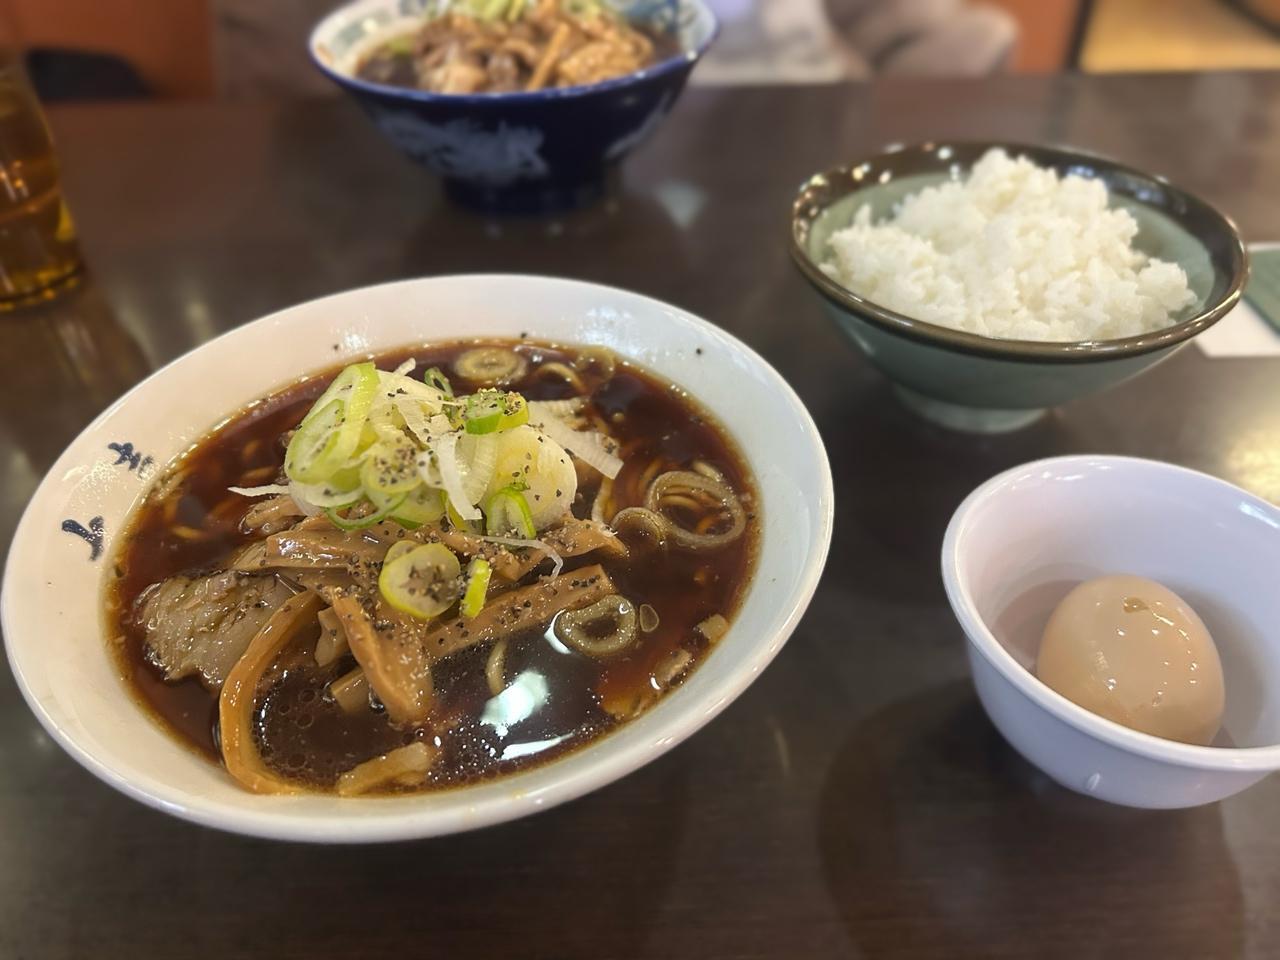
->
xmin=106 ymin=340 xmax=757 ymax=793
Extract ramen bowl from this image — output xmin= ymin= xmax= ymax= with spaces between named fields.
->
xmin=790 ymin=141 xmax=1248 ymax=432
xmin=309 ymin=0 xmax=718 ymax=213
xmin=1 ymin=275 xmax=832 ymax=842
xmin=942 ymin=455 xmax=1280 ymax=808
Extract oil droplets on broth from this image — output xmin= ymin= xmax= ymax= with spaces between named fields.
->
xmin=1036 ymin=574 xmax=1226 ymax=746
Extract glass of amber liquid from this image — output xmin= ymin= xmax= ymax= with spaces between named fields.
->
xmin=0 ymin=16 xmax=81 ymax=309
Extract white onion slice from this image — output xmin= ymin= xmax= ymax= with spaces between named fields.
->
xmin=458 ymin=432 xmax=498 ymax=505
xmin=366 ymin=401 xmax=403 ymax=443
xmin=531 ymin=415 xmax=623 ymax=479
xmin=393 ymin=358 xmax=416 ymax=377
xmin=416 ymin=449 xmax=443 ymax=488
xmin=394 ymin=396 xmax=433 ymax=446
xmin=435 ymin=434 xmax=481 ymax=520
xmin=227 ymin=483 xmax=290 ymax=497
xmin=287 ymin=480 xmax=359 ymax=511
xmin=480 ymin=535 xmax=564 ymax=577
xmin=376 ymin=370 xmax=449 ymax=412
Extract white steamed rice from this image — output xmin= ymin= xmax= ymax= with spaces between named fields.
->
xmin=821 ymin=148 xmax=1196 ymax=342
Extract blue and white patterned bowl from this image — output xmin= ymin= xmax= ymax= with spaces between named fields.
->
xmin=310 ymin=0 xmax=717 ymax=213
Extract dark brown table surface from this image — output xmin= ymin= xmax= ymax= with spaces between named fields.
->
xmin=4 ymin=72 xmax=1280 ymax=959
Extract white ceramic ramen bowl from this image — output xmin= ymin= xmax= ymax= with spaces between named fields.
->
xmin=942 ymin=455 xmax=1280 ymax=809
xmin=2 ymin=275 xmax=833 ymax=842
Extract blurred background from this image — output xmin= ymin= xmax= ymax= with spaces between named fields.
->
xmin=11 ymin=0 xmax=1280 ymax=103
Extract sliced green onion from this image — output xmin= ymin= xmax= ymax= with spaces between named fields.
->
xmin=286 ymin=362 xmax=379 ymax=484
xmin=288 ymin=478 xmax=363 ymax=510
xmin=357 ymin=421 xmax=382 ymax=451
xmin=365 ymin=402 xmax=404 ymax=444
xmin=284 ymin=398 xmax=343 ymax=483
xmin=378 ymin=542 xmax=462 ymax=620
xmin=386 ymin=35 xmax=414 ymax=56
xmin=382 ymin=540 xmax=417 ymax=564
xmin=303 ymin=361 xmax=380 ymax=429
xmin=444 ymin=493 xmax=482 ymax=535
xmin=485 ymin=485 xmax=536 ymax=538
xmin=395 ymin=396 xmax=434 ymax=445
xmin=453 ymin=347 xmax=528 ymax=386
xmin=365 ymin=481 xmax=405 ymax=516
xmin=460 ymin=557 xmax=491 ymax=619
xmin=324 ymin=493 xmax=406 ymax=531
xmin=380 ymin=369 xmax=451 ymax=411
xmin=424 ymin=366 xmax=453 ymax=397
xmin=359 ymin=440 xmax=421 ymax=496
xmin=465 ymin=390 xmax=529 ymax=435
xmin=328 ymin=463 xmax=364 ymax=491
xmin=327 ymin=361 xmax=378 ymax=443
xmin=392 ymin=485 xmax=446 ymax=528
xmin=501 ymin=394 xmax=529 ymax=430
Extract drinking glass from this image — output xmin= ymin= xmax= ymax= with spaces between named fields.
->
xmin=0 ymin=4 xmax=82 ymax=309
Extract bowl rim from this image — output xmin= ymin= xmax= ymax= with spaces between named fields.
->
xmin=307 ymin=0 xmax=720 ymax=105
xmin=941 ymin=453 xmax=1280 ymax=772
xmin=1 ymin=273 xmax=834 ymax=842
xmin=790 ymin=140 xmax=1250 ymax=365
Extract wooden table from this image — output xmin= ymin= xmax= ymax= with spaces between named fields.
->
xmin=4 ymin=73 xmax=1280 ymax=959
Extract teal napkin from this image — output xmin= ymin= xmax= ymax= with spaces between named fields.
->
xmin=1245 ymin=246 xmax=1280 ymax=334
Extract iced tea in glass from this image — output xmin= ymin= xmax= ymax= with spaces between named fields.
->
xmin=0 ymin=10 xmax=81 ymax=309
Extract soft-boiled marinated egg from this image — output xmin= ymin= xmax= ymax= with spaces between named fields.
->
xmin=1036 ymin=574 xmax=1225 ymax=746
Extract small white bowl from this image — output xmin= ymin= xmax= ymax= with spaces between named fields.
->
xmin=942 ymin=455 xmax=1280 ymax=808
xmin=1 ymin=275 xmax=833 ymax=842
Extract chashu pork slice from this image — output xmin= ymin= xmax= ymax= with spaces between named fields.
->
xmin=139 ymin=570 xmax=294 ymax=689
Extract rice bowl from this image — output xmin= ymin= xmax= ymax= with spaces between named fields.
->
xmin=790 ymin=141 xmax=1248 ymax=431
xmin=822 ymin=148 xmax=1197 ymax=343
